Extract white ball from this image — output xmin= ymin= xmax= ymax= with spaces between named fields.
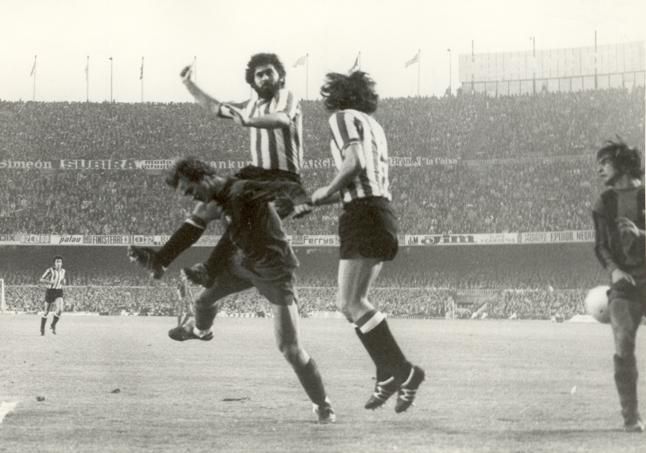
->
xmin=584 ymin=285 xmax=611 ymax=324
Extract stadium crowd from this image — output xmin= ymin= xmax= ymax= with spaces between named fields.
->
xmin=0 ymin=87 xmax=642 ymax=320
xmin=4 ymin=284 xmax=585 ymax=321
xmin=1 ymin=87 xmax=643 ymax=235
xmin=1 ymin=87 xmax=642 ymax=161
xmin=1 ymin=243 xmax=597 ymax=320
xmin=0 ymin=158 xmax=606 ymax=235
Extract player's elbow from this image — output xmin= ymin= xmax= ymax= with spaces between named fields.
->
xmin=274 ymin=113 xmax=291 ymax=128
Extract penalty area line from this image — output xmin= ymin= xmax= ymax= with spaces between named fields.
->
xmin=0 ymin=401 xmax=19 ymax=424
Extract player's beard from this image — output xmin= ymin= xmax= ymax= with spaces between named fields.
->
xmin=254 ymin=80 xmax=281 ymax=101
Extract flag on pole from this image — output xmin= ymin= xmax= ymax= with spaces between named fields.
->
xmin=404 ymin=50 xmax=420 ymax=68
xmin=85 ymin=56 xmax=89 ymax=81
xmin=348 ymin=52 xmax=361 ymax=74
xmin=293 ymin=54 xmax=307 ymax=67
xmin=29 ymin=55 xmax=37 ymax=76
xmin=139 ymin=57 xmax=144 ymax=80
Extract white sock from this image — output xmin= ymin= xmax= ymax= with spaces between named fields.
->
xmin=192 ymin=326 xmax=212 ymax=338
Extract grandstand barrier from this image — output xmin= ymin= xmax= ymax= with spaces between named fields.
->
xmin=0 ymin=231 xmax=596 ymax=247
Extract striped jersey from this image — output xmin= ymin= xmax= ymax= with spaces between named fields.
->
xmin=41 ymin=267 xmax=65 ymax=289
xmin=328 ymin=109 xmax=391 ymax=203
xmin=219 ymin=88 xmax=303 ymax=174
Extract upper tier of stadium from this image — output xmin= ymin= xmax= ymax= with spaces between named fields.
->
xmin=0 ymin=87 xmax=643 ymax=236
xmin=1 ymin=87 xmax=643 ymax=160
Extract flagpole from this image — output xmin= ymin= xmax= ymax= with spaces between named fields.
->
xmin=109 ymin=57 xmax=113 ymax=102
xmin=32 ymin=55 xmax=37 ymax=101
xmin=140 ymin=57 xmax=144 ymax=103
xmin=471 ymin=40 xmax=475 ymax=92
xmin=305 ymin=53 xmax=309 ymax=100
xmin=447 ymin=48 xmax=452 ymax=95
xmin=86 ymin=56 xmax=90 ymax=102
xmin=416 ymin=49 xmax=421 ymax=96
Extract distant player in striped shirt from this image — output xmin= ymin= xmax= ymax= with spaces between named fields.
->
xmin=311 ymin=71 xmax=425 ymax=413
xmin=39 ymin=255 xmax=66 ymax=335
xmin=129 ymin=53 xmax=308 ymax=288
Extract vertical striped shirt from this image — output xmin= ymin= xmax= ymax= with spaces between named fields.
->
xmin=219 ymin=88 xmax=303 ymax=174
xmin=41 ymin=267 xmax=66 ymax=289
xmin=328 ymin=109 xmax=391 ymax=203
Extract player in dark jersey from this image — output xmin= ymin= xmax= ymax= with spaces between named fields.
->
xmin=134 ymin=157 xmax=334 ymax=424
xmin=310 ymin=71 xmax=424 ymax=413
xmin=593 ymin=139 xmax=645 ymax=433
xmin=39 ymin=255 xmax=66 ymax=335
xmin=129 ymin=53 xmax=310 ymax=288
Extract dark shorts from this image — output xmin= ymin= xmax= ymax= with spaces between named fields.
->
xmin=234 ymin=166 xmax=302 ymax=185
xmin=200 ymin=249 xmax=298 ymax=307
xmin=339 ymin=197 xmax=398 ymax=261
xmin=45 ymin=289 xmax=63 ymax=303
xmin=234 ymin=166 xmax=303 ymax=219
xmin=608 ymin=268 xmax=646 ymax=313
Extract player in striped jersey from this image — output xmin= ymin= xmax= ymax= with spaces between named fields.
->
xmin=311 ymin=71 xmax=425 ymax=413
xmin=39 ymin=255 xmax=66 ymax=335
xmin=130 ymin=53 xmax=308 ymax=288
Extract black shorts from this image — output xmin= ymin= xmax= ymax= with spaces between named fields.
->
xmin=608 ymin=268 xmax=646 ymax=312
xmin=199 ymin=249 xmax=297 ymax=306
xmin=233 ymin=166 xmax=303 ymax=218
xmin=234 ymin=166 xmax=302 ymax=185
xmin=339 ymin=197 xmax=398 ymax=261
xmin=45 ymin=289 xmax=63 ymax=303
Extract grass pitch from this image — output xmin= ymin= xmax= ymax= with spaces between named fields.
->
xmin=1 ymin=315 xmax=645 ymax=452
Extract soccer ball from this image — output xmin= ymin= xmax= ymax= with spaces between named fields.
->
xmin=584 ymin=285 xmax=611 ymax=324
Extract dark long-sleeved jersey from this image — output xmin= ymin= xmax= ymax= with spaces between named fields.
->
xmin=213 ymin=177 xmax=309 ymax=269
xmin=592 ymin=186 xmax=645 ymax=273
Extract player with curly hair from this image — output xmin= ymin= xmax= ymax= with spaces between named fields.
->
xmin=128 ymin=53 xmax=308 ymax=287
xmin=311 ymin=71 xmax=425 ymax=413
xmin=593 ymin=139 xmax=645 ymax=432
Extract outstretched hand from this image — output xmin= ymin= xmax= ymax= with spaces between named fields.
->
xmin=611 ymin=268 xmax=636 ymax=286
xmin=311 ymin=187 xmax=330 ymax=206
xmin=180 ymin=65 xmax=193 ymax=83
xmin=617 ymin=217 xmax=641 ymax=238
xmin=291 ymin=202 xmax=314 ymax=219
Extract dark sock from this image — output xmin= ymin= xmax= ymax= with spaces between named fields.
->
xmin=51 ymin=315 xmax=60 ymax=328
xmin=355 ymin=310 xmax=411 ymax=382
xmin=293 ymin=359 xmax=327 ymax=406
xmin=614 ymin=354 xmax=639 ymax=422
xmin=40 ymin=316 xmax=47 ymax=331
xmin=194 ymin=304 xmax=218 ymax=331
xmin=354 ymin=327 xmax=391 ymax=382
xmin=157 ymin=222 xmax=204 ymax=267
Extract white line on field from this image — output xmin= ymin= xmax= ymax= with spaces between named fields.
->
xmin=0 ymin=401 xmax=19 ymax=424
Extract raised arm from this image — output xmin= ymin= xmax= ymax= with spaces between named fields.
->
xmin=180 ymin=65 xmax=224 ymax=115
xmin=39 ymin=268 xmax=52 ymax=284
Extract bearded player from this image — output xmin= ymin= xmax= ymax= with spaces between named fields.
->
xmin=129 ymin=53 xmax=308 ymax=287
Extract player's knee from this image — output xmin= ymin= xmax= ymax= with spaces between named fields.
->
xmin=278 ymin=342 xmax=302 ymax=364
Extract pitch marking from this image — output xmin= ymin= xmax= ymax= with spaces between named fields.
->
xmin=0 ymin=401 xmax=18 ymax=424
